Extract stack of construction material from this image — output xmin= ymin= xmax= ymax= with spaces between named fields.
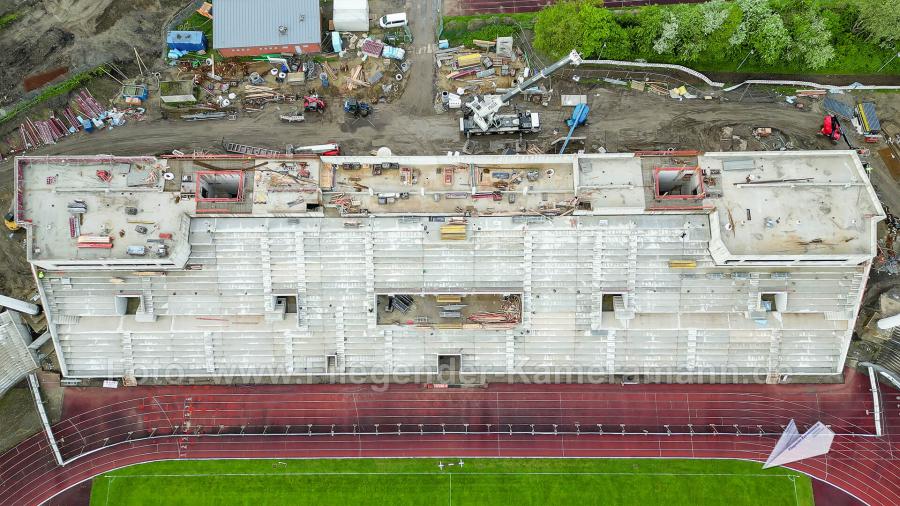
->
xmin=73 ymin=89 xmax=105 ymax=117
xmin=18 ymin=117 xmax=68 ymax=148
xmin=440 ymin=222 xmax=467 ymax=240
xmin=243 ymin=85 xmax=280 ymax=97
xmin=346 ymin=65 xmax=370 ymax=90
xmin=77 ymin=235 xmax=113 ymax=249
xmin=361 ymin=39 xmax=384 ymax=58
xmin=434 ymin=46 xmax=462 ymax=67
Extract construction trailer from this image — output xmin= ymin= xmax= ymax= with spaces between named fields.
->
xmin=13 ymin=150 xmax=883 ymax=384
xmin=166 ymin=31 xmax=206 ymax=52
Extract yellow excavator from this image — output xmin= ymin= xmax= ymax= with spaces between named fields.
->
xmin=4 ymin=212 xmax=19 ymax=231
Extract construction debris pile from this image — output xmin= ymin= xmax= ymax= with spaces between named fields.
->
xmin=379 ymin=293 xmax=522 ymax=330
xmin=467 ymin=295 xmax=521 ymax=327
xmin=435 ymin=36 xmax=528 ymax=109
xmin=323 ymin=31 xmax=412 ymax=102
xmin=164 ymin=34 xmax=411 ymax=121
xmin=876 ymin=209 xmax=900 ymax=275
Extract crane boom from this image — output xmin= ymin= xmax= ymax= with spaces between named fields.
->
xmin=465 ymin=50 xmax=583 ymax=133
xmin=500 ymin=50 xmax=583 ymax=103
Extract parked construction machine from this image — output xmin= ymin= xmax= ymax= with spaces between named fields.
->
xmin=303 ymin=95 xmax=326 ymax=113
xmin=4 ymin=212 xmax=19 ymax=231
xmin=821 ymin=115 xmax=842 ymax=144
xmin=343 ymin=98 xmax=371 ymax=117
xmin=460 ymin=49 xmax=583 ymax=135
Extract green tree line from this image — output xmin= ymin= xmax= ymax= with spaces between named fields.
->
xmin=533 ymin=0 xmax=899 ymax=74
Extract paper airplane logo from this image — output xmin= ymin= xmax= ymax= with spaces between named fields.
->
xmin=763 ymin=419 xmax=835 ymax=469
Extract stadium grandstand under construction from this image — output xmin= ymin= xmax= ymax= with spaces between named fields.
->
xmin=8 ymin=150 xmax=884 ymax=384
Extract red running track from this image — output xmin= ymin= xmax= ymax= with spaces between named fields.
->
xmin=0 ymin=369 xmax=897 ymax=506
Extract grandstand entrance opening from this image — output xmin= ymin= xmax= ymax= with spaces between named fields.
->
xmin=115 ymin=294 xmax=141 ymax=316
xmin=438 ymin=354 xmax=461 ymax=381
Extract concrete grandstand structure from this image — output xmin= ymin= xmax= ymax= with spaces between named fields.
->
xmin=0 ymin=310 xmax=38 ymax=395
xmin=12 ymin=150 xmax=883 ymax=383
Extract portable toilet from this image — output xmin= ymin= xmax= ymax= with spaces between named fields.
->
xmin=166 ymin=31 xmax=206 ymax=52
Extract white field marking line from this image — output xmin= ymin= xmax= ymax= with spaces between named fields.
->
xmin=448 ymin=472 xmax=452 ymax=506
xmin=152 ymin=396 xmax=174 ymax=428
xmin=104 ymin=476 xmax=114 ymax=506
xmin=67 ymin=419 xmax=87 ymax=448
xmin=99 ymin=472 xmax=802 ymax=478
xmin=791 ymin=475 xmax=799 ymax=506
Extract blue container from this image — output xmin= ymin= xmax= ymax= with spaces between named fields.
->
xmin=166 ymin=31 xmax=206 ymax=52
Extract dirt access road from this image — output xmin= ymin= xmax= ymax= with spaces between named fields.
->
xmin=405 ymin=0 xmax=439 ymax=115
xmin=0 ymin=85 xmax=884 ymax=162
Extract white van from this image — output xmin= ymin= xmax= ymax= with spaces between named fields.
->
xmin=379 ymin=12 xmax=408 ymax=29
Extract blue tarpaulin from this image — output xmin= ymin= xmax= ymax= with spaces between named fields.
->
xmin=167 ymin=31 xmax=206 ymax=52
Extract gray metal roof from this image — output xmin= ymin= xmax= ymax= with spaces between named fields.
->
xmin=213 ymin=0 xmax=321 ymax=50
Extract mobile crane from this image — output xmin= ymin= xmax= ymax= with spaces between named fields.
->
xmin=460 ymin=49 xmax=583 ymax=135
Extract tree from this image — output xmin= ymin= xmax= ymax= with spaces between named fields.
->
xmin=852 ymin=0 xmax=900 ymax=47
xmin=671 ymin=6 xmax=708 ymax=62
xmin=730 ymin=0 xmax=768 ymax=47
xmin=651 ymin=2 xmax=736 ymax=63
xmin=753 ymin=13 xmax=790 ymax=64
xmin=653 ymin=12 xmax=679 ymax=55
xmin=730 ymin=0 xmax=790 ymax=64
xmin=629 ymin=5 xmax=666 ymax=56
xmin=786 ymin=10 xmax=836 ymax=70
xmin=533 ymin=1 xmax=584 ymax=58
xmin=699 ymin=0 xmax=731 ymax=35
xmin=533 ymin=1 xmax=630 ymax=59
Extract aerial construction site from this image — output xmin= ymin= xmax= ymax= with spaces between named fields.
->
xmin=0 ymin=1 xmax=899 ymax=505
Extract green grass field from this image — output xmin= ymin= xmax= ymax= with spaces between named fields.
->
xmin=89 ymin=458 xmax=813 ymax=506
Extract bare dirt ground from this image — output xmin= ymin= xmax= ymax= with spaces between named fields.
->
xmin=0 ymin=372 xmax=61 ymax=454
xmin=0 ymin=0 xmax=186 ymax=107
xmin=0 ymin=387 xmax=39 ymax=453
